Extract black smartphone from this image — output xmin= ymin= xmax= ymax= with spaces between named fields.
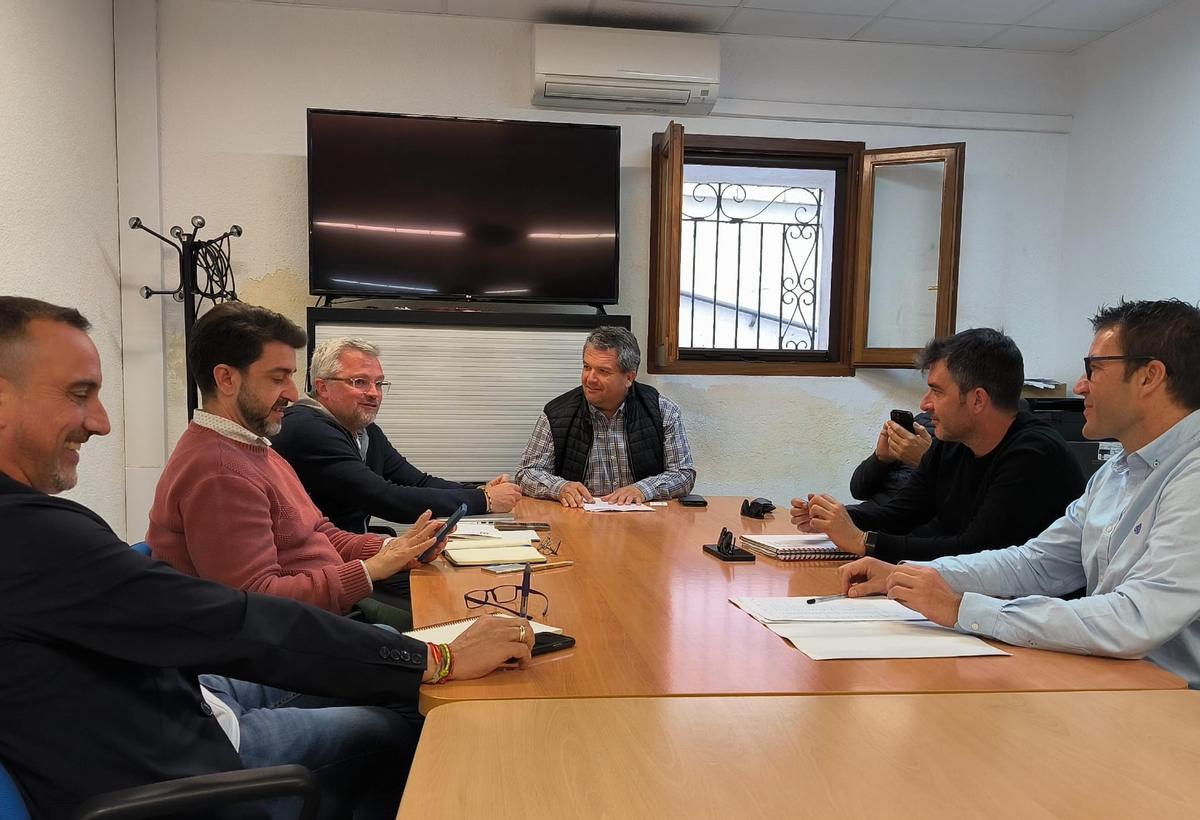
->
xmin=419 ymin=503 xmax=468 ymax=563
xmin=890 ymin=409 xmax=915 ymax=433
xmin=532 ymin=632 xmax=576 ymax=656
xmin=680 ymin=494 xmax=708 ymax=507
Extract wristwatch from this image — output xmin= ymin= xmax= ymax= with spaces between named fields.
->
xmin=863 ymin=531 xmax=878 ymax=557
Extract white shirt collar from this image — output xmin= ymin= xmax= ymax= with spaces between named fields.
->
xmin=193 ymin=410 xmax=272 ymax=448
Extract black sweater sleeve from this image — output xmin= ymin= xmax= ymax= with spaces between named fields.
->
xmin=848 ymin=449 xmax=940 ymax=538
xmin=849 ymin=454 xmax=895 ymax=500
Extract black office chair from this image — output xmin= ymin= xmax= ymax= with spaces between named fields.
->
xmin=1 ymin=759 xmax=320 ymax=820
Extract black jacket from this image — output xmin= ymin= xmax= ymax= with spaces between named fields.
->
xmin=847 ymin=411 xmax=1085 ymax=563
xmin=0 ymin=473 xmax=427 ymax=819
xmin=272 ymin=402 xmax=485 ymax=532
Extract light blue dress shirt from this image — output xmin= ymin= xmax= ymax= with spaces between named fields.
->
xmin=928 ymin=408 xmax=1200 ymax=688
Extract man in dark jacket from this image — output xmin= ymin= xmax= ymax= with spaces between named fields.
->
xmin=847 ymin=410 xmax=935 ymax=514
xmin=515 ymin=326 xmax=696 ymax=508
xmin=0 ymin=297 xmax=531 ymax=819
xmin=792 ymin=329 xmax=1085 ymax=563
xmin=273 ymin=337 xmax=522 ymax=532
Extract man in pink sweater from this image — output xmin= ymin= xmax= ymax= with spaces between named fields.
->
xmin=148 ymin=301 xmax=440 ymax=625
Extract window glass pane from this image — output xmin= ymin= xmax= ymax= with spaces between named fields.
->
xmin=865 ymin=161 xmax=944 ymax=348
xmin=679 ymin=164 xmax=836 ymax=353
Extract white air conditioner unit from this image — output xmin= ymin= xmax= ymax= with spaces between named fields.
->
xmin=533 ymin=24 xmax=720 ymax=116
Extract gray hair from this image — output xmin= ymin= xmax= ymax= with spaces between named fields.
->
xmin=309 ymin=337 xmax=380 ymax=394
xmin=585 ymin=326 xmax=640 ymax=374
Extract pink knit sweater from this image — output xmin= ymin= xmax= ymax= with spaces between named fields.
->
xmin=147 ymin=424 xmax=382 ymax=613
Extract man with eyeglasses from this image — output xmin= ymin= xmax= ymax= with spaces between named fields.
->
xmin=272 ymin=337 xmax=521 ymax=533
xmin=148 ymin=304 xmax=443 ymax=630
xmin=840 ymin=299 xmax=1200 ymax=687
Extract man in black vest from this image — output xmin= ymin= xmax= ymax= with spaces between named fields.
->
xmin=516 ymin=326 xmax=696 ymax=507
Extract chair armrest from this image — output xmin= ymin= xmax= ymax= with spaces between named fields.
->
xmin=73 ymin=764 xmax=319 ymax=820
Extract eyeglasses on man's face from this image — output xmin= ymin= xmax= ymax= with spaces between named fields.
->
xmin=464 ymin=584 xmax=550 ymax=619
xmin=325 ymin=376 xmax=391 ymax=395
xmin=1083 ymin=355 xmax=1156 ymax=380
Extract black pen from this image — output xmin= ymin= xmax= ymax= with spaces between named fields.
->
xmin=518 ymin=563 xmax=531 ymax=620
xmin=805 ymin=594 xmax=844 ymax=605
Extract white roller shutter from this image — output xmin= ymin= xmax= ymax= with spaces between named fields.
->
xmin=313 ymin=323 xmax=589 ymax=482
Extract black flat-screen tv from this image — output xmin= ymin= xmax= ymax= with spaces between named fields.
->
xmin=307 ymin=109 xmax=620 ymax=304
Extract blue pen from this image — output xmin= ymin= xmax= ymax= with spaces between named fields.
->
xmin=518 ymin=563 xmax=531 ymax=620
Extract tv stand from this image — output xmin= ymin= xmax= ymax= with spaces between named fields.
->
xmin=591 ymin=303 xmax=608 ymax=316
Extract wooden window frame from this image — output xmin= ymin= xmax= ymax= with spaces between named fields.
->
xmin=650 ymin=128 xmax=966 ymax=377
xmin=852 ymin=143 xmax=966 ymax=368
xmin=649 ymin=126 xmax=864 ymax=376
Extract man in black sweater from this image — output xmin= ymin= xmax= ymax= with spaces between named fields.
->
xmin=792 ymin=329 xmax=1085 ymax=563
xmin=0 ymin=297 xmax=532 ymax=819
xmin=272 ymin=337 xmax=522 ymax=533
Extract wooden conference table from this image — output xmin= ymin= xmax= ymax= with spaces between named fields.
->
xmin=396 ymin=690 xmax=1200 ymax=819
xmin=409 ymin=497 xmax=1183 ymax=712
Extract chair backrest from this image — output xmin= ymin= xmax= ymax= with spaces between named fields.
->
xmin=130 ymin=541 xmax=152 ymax=557
xmin=0 ymin=761 xmax=32 ymax=820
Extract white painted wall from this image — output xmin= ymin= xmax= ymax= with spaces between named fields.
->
xmin=0 ymin=0 xmax=126 ymax=534
xmin=134 ymin=0 xmax=1075 ymax=513
xmin=1056 ymin=0 xmax=1200 ymax=380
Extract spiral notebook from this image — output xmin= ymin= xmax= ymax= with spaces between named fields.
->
xmin=737 ymin=534 xmax=859 ymax=562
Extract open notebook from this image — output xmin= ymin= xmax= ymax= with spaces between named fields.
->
xmin=404 ymin=615 xmax=562 ymax=644
xmin=737 ymin=533 xmax=859 ymax=561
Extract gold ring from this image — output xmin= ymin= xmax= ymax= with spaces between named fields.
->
xmin=518 ymin=623 xmax=527 ymax=642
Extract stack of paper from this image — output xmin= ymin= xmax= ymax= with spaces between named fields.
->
xmin=440 ymin=521 xmax=545 ymax=566
xmin=730 ymin=596 xmax=1009 ymax=660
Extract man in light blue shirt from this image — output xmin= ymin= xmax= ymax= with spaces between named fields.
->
xmin=839 ymin=299 xmax=1200 ymax=687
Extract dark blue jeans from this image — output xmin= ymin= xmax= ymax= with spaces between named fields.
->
xmin=200 ymin=675 xmax=422 ymax=820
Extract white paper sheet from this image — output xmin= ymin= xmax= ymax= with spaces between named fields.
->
xmin=583 ymin=501 xmax=655 ymax=512
xmin=765 ymin=619 xmax=1011 ymax=660
xmin=732 ymin=596 xmax=926 ymax=623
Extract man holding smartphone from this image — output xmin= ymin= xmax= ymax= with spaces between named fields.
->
xmin=147 ymin=303 xmax=440 ymax=630
xmin=792 ymin=328 xmax=1085 ymax=563
xmin=847 ymin=409 xmax=936 ymax=513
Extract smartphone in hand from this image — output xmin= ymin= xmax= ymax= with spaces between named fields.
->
xmin=419 ymin=503 xmax=469 ymax=563
xmin=889 ymin=409 xmax=915 ymax=433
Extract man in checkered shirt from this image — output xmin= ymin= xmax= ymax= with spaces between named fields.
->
xmin=516 ymin=326 xmax=696 ymax=507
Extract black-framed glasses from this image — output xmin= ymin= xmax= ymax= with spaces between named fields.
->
xmin=1083 ymin=355 xmax=1156 ymax=379
xmin=464 ymin=584 xmax=550 ymax=619
xmin=741 ymin=498 xmax=776 ymax=519
xmin=537 ymin=537 xmax=561 ymax=556
xmin=324 ymin=377 xmax=391 ymax=395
